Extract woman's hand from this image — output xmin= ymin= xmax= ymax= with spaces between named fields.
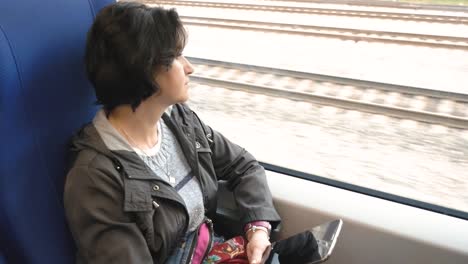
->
xmin=246 ymin=230 xmax=271 ymax=264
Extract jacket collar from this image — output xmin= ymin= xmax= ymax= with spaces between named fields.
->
xmin=69 ymin=104 xmax=197 ymax=181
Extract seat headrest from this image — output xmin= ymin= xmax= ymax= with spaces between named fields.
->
xmin=0 ymin=0 xmax=114 ymax=262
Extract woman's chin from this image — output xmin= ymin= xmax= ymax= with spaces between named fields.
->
xmin=177 ymin=94 xmax=190 ymax=104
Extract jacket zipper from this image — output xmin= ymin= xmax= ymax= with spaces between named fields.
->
xmin=151 ymin=180 xmax=191 ymax=253
xmin=186 ymin=217 xmax=213 ymax=264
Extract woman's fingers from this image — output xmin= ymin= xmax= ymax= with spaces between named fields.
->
xmin=249 ymin=247 xmax=264 ymax=264
xmin=247 ymin=232 xmax=271 ymax=264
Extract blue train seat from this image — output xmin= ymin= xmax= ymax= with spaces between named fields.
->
xmin=0 ymin=0 xmax=114 ymax=263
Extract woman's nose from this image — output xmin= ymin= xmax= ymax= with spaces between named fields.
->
xmin=183 ymin=56 xmax=194 ymax=75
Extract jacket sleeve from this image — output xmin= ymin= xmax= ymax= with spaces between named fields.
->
xmin=192 ymin=111 xmax=281 ymax=228
xmin=64 ymin=163 xmax=153 ymax=264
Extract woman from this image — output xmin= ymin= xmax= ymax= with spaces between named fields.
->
xmin=64 ymin=2 xmax=281 ymax=263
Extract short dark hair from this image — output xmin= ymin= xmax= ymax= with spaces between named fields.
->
xmin=85 ymin=2 xmax=187 ymax=111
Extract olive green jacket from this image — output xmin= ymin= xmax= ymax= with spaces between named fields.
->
xmin=64 ymin=103 xmax=281 ymax=263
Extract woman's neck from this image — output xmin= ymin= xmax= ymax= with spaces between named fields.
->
xmin=108 ymin=102 xmax=167 ymax=151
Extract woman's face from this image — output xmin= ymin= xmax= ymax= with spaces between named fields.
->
xmin=154 ymin=55 xmax=194 ymax=105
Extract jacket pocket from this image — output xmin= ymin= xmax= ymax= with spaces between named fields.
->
xmin=123 ymin=178 xmax=153 ymax=212
xmin=134 ymin=208 xmax=161 ymax=253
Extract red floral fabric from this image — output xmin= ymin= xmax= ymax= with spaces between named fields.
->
xmin=203 ymin=236 xmax=249 ymax=264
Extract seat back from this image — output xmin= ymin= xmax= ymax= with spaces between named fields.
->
xmin=0 ymin=0 xmax=113 ymax=262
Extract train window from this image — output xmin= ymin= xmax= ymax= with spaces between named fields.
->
xmin=139 ymin=0 xmax=468 ymax=216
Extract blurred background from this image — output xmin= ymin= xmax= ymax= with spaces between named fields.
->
xmin=137 ymin=0 xmax=468 ymax=213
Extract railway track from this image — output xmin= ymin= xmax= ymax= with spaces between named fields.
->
xmin=148 ymin=0 xmax=468 ymax=24
xmin=182 ymin=16 xmax=468 ymax=50
xmin=258 ymin=0 xmax=468 ymax=13
xmin=187 ymin=56 xmax=468 ymax=129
